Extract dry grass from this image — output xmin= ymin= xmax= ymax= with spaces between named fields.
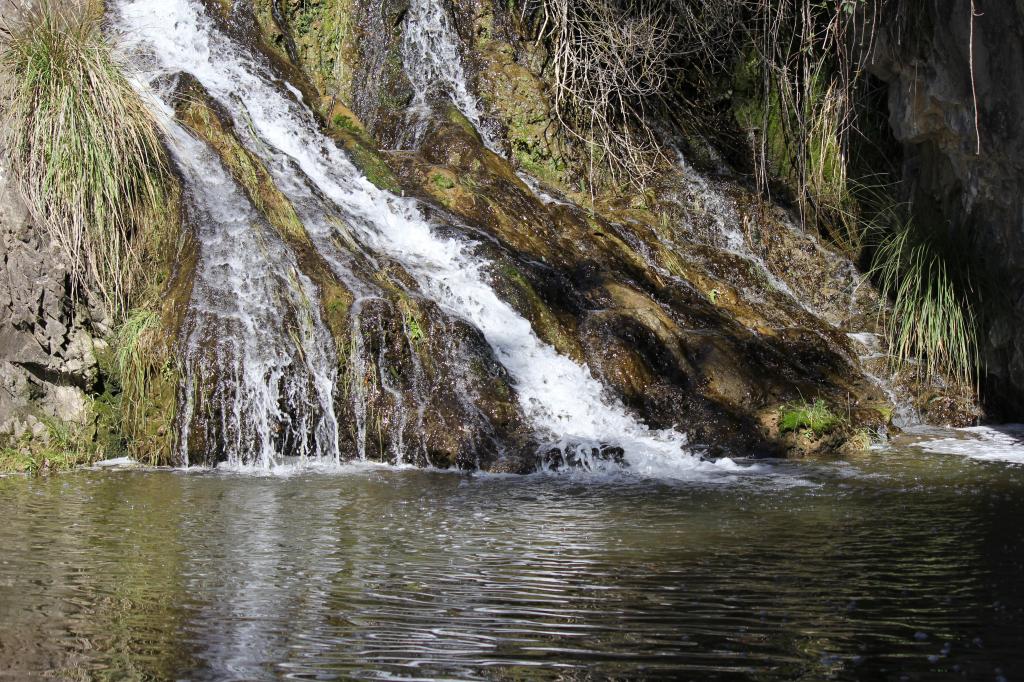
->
xmin=523 ymin=0 xmax=883 ymax=202
xmin=0 ymin=0 xmax=172 ymax=320
xmin=536 ymin=0 xmax=679 ymax=187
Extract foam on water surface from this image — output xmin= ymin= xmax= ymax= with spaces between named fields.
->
xmin=912 ymin=425 xmax=1024 ymax=465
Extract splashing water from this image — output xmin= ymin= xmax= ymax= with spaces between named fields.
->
xmin=400 ymin=0 xmax=499 ymax=151
xmin=112 ymin=0 xmax=747 ymax=477
xmin=163 ymin=121 xmax=340 ymax=468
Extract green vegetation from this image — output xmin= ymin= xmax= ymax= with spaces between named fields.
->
xmin=332 ymin=112 xmax=360 ymax=133
xmin=0 ymin=1 xmax=173 ymax=320
xmin=115 ymin=310 xmax=160 ymax=430
xmin=0 ymin=416 xmax=97 ymax=474
xmin=778 ymin=400 xmax=844 ymax=437
xmin=404 ymin=311 xmax=425 ymax=345
xmin=431 ymin=173 xmax=456 ymax=190
xmin=871 ymin=221 xmax=979 ymax=389
xmin=0 ymin=446 xmax=93 ymax=475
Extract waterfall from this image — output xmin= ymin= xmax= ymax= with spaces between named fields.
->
xmin=112 ymin=0 xmax=733 ymax=476
xmin=163 ymin=121 xmax=340 ymax=468
xmin=673 ymin=150 xmax=918 ymax=426
xmin=400 ymin=0 xmax=499 ymax=151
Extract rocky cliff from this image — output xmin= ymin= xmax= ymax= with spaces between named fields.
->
xmin=0 ymin=157 xmax=106 ymax=450
xmin=873 ymin=0 xmax=1024 ymax=418
xmin=7 ymin=0 xmax=1011 ymax=471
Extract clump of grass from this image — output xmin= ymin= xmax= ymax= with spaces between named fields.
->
xmin=778 ymin=399 xmax=843 ymax=436
xmin=0 ymin=416 xmax=97 ymax=475
xmin=115 ymin=310 xmax=159 ymax=397
xmin=871 ymin=221 xmax=979 ymax=389
xmin=114 ymin=309 xmax=161 ymax=442
xmin=431 ymin=173 xmax=456 ymax=190
xmin=0 ymin=1 xmax=172 ymax=320
xmin=112 ymin=307 xmax=180 ymax=464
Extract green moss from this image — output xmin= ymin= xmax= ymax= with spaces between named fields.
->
xmin=251 ymin=0 xmax=359 ymax=102
xmin=404 ymin=311 xmax=425 ymax=345
xmin=445 ymin=106 xmax=482 ymax=141
xmin=473 ymin=33 xmax=576 ymax=193
xmin=732 ymin=51 xmax=860 ymax=251
xmin=432 ymin=173 xmax=456 ymax=190
xmin=330 ymin=129 xmax=403 ymax=193
xmin=495 ymin=262 xmax=581 ymax=361
xmin=733 ymin=53 xmax=796 ymax=183
xmin=332 ymin=112 xmax=360 ymax=133
xmin=176 ymin=87 xmax=308 ymax=245
xmin=778 ymin=399 xmax=843 ymax=436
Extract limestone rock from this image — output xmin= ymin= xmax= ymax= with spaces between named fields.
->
xmin=872 ymin=2 xmax=1024 ymax=418
xmin=0 ymin=155 xmax=101 ymax=442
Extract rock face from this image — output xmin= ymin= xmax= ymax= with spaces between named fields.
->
xmin=0 ymin=157 xmax=103 ymax=446
xmin=872 ymin=0 xmax=1024 ymax=418
xmin=5 ymin=0 xmax=947 ymax=469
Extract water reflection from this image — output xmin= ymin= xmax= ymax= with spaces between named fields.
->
xmin=1 ymin=450 xmax=1023 ymax=680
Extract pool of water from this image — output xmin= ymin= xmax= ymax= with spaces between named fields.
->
xmin=1 ymin=442 xmax=1023 ymax=680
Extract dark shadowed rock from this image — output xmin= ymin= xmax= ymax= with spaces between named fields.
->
xmin=872 ymin=1 xmax=1024 ymax=418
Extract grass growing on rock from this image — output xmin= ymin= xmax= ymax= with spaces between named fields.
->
xmin=778 ymin=399 xmax=843 ymax=437
xmin=115 ymin=310 xmax=160 ymax=426
xmin=0 ymin=1 xmax=173 ymax=320
xmin=871 ymin=220 xmax=979 ymax=389
xmin=0 ymin=417 xmax=98 ymax=475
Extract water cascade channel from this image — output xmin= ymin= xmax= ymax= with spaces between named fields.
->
xmin=113 ymin=0 xmax=731 ymax=476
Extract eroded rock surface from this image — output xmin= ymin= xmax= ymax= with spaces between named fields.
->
xmin=0 ymin=158 xmax=103 ymax=445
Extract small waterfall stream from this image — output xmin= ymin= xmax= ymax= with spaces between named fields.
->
xmin=114 ymin=0 xmax=723 ymax=475
xmin=164 ymin=121 xmax=340 ymax=468
xmin=400 ymin=0 xmax=499 ymax=151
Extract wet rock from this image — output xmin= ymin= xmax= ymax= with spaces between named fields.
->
xmin=541 ymin=444 xmax=626 ymax=472
xmin=383 ymin=110 xmax=890 ymax=457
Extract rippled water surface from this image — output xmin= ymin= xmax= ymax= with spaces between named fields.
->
xmin=2 ymin=445 xmax=1024 ymax=680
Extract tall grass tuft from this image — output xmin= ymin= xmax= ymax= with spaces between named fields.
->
xmin=0 ymin=1 xmax=172 ymax=320
xmin=115 ymin=309 xmax=159 ymax=418
xmin=871 ymin=222 xmax=979 ymax=389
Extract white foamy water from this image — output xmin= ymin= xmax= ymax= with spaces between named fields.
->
xmin=846 ymin=332 xmax=918 ymax=427
xmin=111 ymin=0 xmax=757 ymax=478
xmin=913 ymin=425 xmax=1024 ymax=465
xmin=400 ymin=0 xmax=499 ymax=151
xmin=675 ymin=151 xmax=809 ymax=307
xmin=163 ymin=120 xmax=340 ymax=468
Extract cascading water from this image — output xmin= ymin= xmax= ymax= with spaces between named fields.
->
xmin=113 ymin=0 xmax=742 ymax=476
xmin=674 ymin=151 xmax=808 ymax=307
xmin=674 ymin=150 xmax=918 ymax=427
xmin=162 ymin=119 xmax=340 ymax=468
xmin=400 ymin=0 xmax=499 ymax=151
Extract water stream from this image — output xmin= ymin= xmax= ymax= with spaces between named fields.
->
xmin=113 ymin=0 xmax=719 ymax=476
xmin=166 ymin=120 xmax=340 ymax=468
xmin=400 ymin=0 xmax=499 ymax=151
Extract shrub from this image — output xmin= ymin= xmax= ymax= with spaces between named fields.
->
xmin=0 ymin=1 xmax=172 ymax=320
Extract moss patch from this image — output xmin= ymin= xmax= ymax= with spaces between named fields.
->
xmin=778 ymin=399 xmax=844 ymax=436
